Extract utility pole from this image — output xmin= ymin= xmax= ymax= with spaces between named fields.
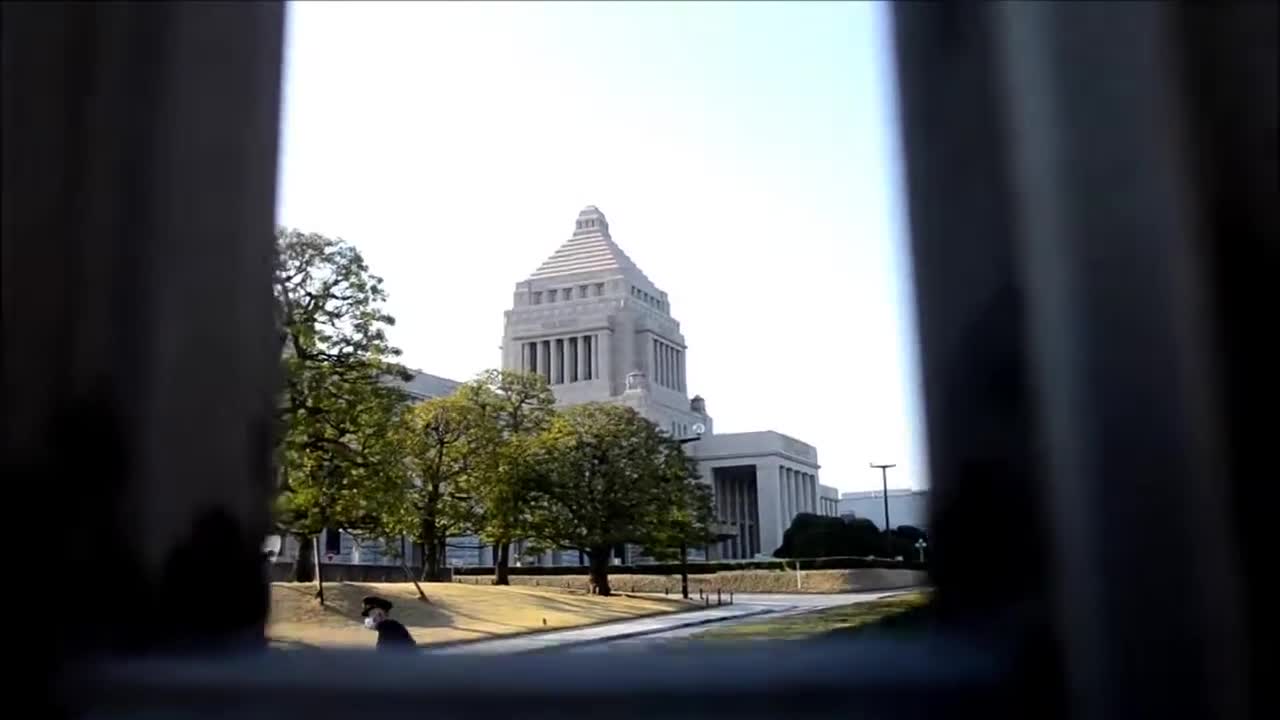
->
xmin=870 ymin=463 xmax=896 ymax=557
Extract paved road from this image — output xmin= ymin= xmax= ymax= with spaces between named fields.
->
xmin=565 ymin=590 xmax=911 ymax=653
xmin=430 ymin=590 xmax=915 ymax=656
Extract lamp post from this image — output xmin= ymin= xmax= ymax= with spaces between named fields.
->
xmin=674 ymin=423 xmax=706 ymax=599
xmin=870 ymin=463 xmax=896 ymax=557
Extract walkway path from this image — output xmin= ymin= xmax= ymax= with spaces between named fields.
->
xmin=429 ymin=589 xmax=914 ymax=656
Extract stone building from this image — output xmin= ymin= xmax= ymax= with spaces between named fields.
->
xmin=498 ymin=206 xmax=838 ymax=560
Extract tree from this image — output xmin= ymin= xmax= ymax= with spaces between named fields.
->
xmin=641 ymin=479 xmax=716 ymax=599
xmin=272 ymin=227 xmax=411 ymax=601
xmin=394 ymin=394 xmax=488 ymax=581
xmin=774 ymin=513 xmax=847 ymax=558
xmin=527 ymin=404 xmax=698 ymax=596
xmin=457 ymin=369 xmax=555 ymax=585
xmin=774 ymin=513 xmax=895 ymax=559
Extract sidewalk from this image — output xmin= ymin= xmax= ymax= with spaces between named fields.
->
xmin=428 ymin=603 xmax=774 ymax=656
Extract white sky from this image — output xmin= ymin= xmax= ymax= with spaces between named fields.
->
xmin=275 ymin=1 xmax=927 ymax=493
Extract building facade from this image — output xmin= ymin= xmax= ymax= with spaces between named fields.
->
xmin=838 ymin=487 xmax=931 ymax=531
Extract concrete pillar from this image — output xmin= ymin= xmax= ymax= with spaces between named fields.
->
xmin=756 ymin=461 xmax=783 ymax=556
xmin=555 ymin=338 xmax=565 ymax=384
xmin=598 ymin=331 xmax=611 ymax=391
xmin=664 ymin=344 xmax=672 ymax=388
xmin=781 ymin=467 xmax=789 ymax=524
xmin=538 ymin=340 xmax=550 ymax=383
xmin=576 ymin=337 xmax=586 ymax=382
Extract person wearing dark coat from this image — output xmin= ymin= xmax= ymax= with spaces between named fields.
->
xmin=361 ymin=596 xmax=416 ymax=650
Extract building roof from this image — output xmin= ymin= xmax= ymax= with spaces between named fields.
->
xmin=397 ymin=370 xmax=461 ymax=400
xmin=839 ymin=488 xmax=929 ymax=500
xmin=527 ymin=206 xmax=654 ymax=286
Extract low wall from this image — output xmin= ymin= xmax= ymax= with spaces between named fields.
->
xmin=452 ymin=568 xmax=928 ymax=594
xmin=268 ymin=563 xmax=437 ymax=584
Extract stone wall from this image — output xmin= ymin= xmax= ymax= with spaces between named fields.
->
xmin=451 ymin=568 xmax=927 ymax=595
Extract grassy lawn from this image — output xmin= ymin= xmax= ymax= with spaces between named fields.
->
xmin=694 ymin=592 xmax=931 ymax=641
xmin=269 ymin=581 xmax=690 ymax=649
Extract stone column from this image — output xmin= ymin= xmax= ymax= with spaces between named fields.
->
xmin=576 ymin=337 xmax=586 ymax=382
xmin=780 ymin=467 xmax=788 ymax=524
xmin=538 ymin=340 xmax=550 ymax=383
xmin=663 ymin=344 xmax=670 ymax=388
xmin=556 ymin=338 xmax=566 ymax=384
xmin=598 ymin=332 xmax=612 ymax=391
xmin=666 ymin=345 xmax=673 ymax=388
xmin=756 ymin=462 xmax=783 ymax=556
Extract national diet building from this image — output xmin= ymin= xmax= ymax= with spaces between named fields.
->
xmin=501 ymin=206 xmax=839 ymax=560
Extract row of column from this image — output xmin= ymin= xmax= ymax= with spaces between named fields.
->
xmin=779 ymin=466 xmax=817 ymax=526
xmin=520 ymin=334 xmax=600 ymax=385
xmin=714 ymin=476 xmax=759 ymax=560
xmin=651 ymin=338 xmax=685 ymax=391
xmin=819 ymin=497 xmax=839 ymax=517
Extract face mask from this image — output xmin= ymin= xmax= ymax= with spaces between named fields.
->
xmin=364 ymin=617 xmax=377 ymax=630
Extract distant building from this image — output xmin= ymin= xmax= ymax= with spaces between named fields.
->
xmin=838 ymin=488 xmax=930 ymax=531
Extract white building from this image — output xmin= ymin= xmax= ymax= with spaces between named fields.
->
xmin=838 ymin=488 xmax=931 ymax=531
xmin=500 ymin=206 xmax=839 ymax=560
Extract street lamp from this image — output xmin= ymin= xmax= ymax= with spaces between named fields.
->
xmin=673 ymin=422 xmax=706 ymax=599
xmin=870 ymin=462 xmax=896 ymax=557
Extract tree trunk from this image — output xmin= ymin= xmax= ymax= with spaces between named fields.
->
xmin=494 ymin=542 xmax=510 ymax=585
xmin=292 ymin=533 xmax=315 ymax=582
xmin=313 ymin=535 xmax=325 ymax=605
xmin=587 ymin=547 xmax=612 ymax=596
xmin=401 ymin=560 xmax=430 ymax=602
xmin=680 ymin=542 xmax=690 ymax=599
xmin=423 ymin=536 xmax=442 ymax=582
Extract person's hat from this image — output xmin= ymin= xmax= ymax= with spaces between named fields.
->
xmin=361 ymin=596 xmax=393 ymax=617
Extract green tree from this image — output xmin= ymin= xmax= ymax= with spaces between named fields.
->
xmin=641 ymin=478 xmax=716 ymax=599
xmin=272 ymin=227 xmax=411 ymax=601
xmin=394 ymin=394 xmax=488 ymax=581
xmin=528 ymin=404 xmax=698 ymax=596
xmin=457 ymin=369 xmax=555 ymax=585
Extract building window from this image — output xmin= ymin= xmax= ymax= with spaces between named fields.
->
xmin=578 ymin=285 xmax=588 ymax=298
xmin=547 ymin=289 xmax=557 ymax=302
xmin=532 ymin=291 xmax=542 ymax=305
xmin=593 ymin=283 xmax=604 ymax=296
xmin=324 ymin=528 xmax=341 ymax=556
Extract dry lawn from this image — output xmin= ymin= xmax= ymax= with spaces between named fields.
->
xmin=269 ymin=581 xmax=689 ymax=649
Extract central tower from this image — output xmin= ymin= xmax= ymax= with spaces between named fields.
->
xmin=501 ymin=206 xmax=711 ymax=437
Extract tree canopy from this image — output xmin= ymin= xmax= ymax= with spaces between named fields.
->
xmin=271 ymin=228 xmax=411 ymax=586
xmin=527 ymin=403 xmax=703 ymax=595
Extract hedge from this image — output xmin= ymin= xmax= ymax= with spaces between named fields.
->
xmin=451 ymin=555 xmax=925 ymax=577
